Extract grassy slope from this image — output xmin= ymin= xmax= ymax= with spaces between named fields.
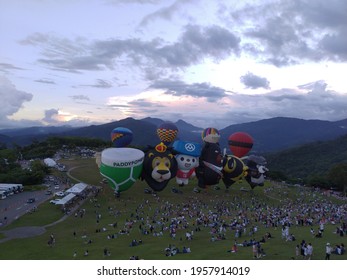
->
xmin=0 ymin=157 xmax=346 ymax=260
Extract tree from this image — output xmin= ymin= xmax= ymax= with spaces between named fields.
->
xmin=328 ymin=163 xmax=347 ymax=195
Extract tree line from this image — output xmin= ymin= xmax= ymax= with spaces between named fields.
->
xmin=0 ymin=136 xmax=110 ymax=185
xmin=0 ymin=135 xmax=346 ymax=194
xmin=266 ymin=134 xmax=347 ymax=194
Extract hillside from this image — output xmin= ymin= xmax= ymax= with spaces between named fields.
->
xmin=266 ymin=134 xmax=347 ymax=180
xmin=0 ymin=117 xmax=346 ymax=153
xmin=219 ymin=117 xmax=347 ymax=153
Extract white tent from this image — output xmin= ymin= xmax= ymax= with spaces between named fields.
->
xmin=55 ymin=193 xmax=76 ymax=205
xmin=65 ymin=183 xmax=88 ymax=194
xmin=44 ymin=158 xmax=57 ymax=167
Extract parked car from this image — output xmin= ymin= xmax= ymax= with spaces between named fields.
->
xmin=45 ymin=190 xmax=53 ymax=195
xmin=27 ymin=198 xmax=36 ymax=203
xmin=50 ymin=199 xmax=61 ymax=204
xmin=54 ymin=191 xmax=65 ymax=197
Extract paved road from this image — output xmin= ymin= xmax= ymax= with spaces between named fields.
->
xmin=0 ymin=166 xmax=91 ymax=243
xmin=0 ymin=184 xmax=61 ymax=226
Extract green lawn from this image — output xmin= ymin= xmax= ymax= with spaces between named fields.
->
xmin=0 ymin=157 xmax=346 ymax=260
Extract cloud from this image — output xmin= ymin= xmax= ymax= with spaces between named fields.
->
xmin=220 ymin=80 xmax=347 ymax=126
xmin=42 ymin=108 xmax=60 ymax=124
xmin=20 ymin=24 xmax=240 ymax=79
xmin=128 ymin=98 xmax=165 ymax=107
xmin=240 ymin=72 xmax=270 ymax=89
xmin=149 ymin=79 xmax=228 ymax=102
xmin=34 ymin=78 xmax=56 ymax=84
xmin=0 ymin=63 xmax=25 ymax=73
xmin=42 ymin=108 xmax=98 ymax=127
xmin=0 ymin=76 xmax=33 ymax=121
xmin=69 ymin=95 xmax=90 ymax=101
xmin=80 ymin=79 xmax=113 ymax=88
xmin=105 ymin=0 xmax=160 ymax=5
xmin=227 ymin=0 xmax=347 ymax=66
xmin=139 ymin=0 xmax=193 ymax=26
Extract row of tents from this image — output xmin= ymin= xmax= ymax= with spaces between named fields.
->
xmin=53 ymin=183 xmax=89 ymax=206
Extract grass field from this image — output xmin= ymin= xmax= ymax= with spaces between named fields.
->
xmin=0 ymin=157 xmax=346 ymax=260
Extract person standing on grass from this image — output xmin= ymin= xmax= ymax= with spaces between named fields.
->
xmin=307 ymin=243 xmax=313 ymax=260
xmin=325 ymin=243 xmax=332 ymax=260
xmin=295 ymin=245 xmax=300 ymax=259
xmin=252 ymin=243 xmax=257 ymax=258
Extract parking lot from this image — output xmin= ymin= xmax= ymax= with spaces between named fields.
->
xmin=0 ymin=180 xmax=65 ymax=227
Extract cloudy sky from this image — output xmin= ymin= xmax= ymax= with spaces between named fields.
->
xmin=1 ymin=0 xmax=346 ymax=129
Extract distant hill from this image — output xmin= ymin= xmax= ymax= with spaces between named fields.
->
xmin=219 ymin=117 xmax=347 ymax=153
xmin=60 ymin=118 xmax=158 ymax=147
xmin=0 ymin=134 xmax=12 ymax=147
xmin=265 ymin=134 xmax=347 ymax=180
xmin=0 ymin=117 xmax=346 ymax=153
xmin=0 ymin=125 xmax=74 ymax=137
xmin=140 ymin=117 xmax=203 ymax=143
xmin=0 ymin=126 xmax=75 ymax=147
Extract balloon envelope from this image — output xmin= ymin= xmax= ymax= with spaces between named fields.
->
xmin=111 ymin=127 xmax=133 ymax=147
xmin=100 ymin=147 xmax=144 ymax=193
xmin=201 ymin=127 xmax=220 ymax=143
xmin=172 ymin=140 xmax=201 ymax=157
xmin=228 ymin=132 xmax=253 ymax=157
xmin=156 ymin=122 xmax=178 ymax=144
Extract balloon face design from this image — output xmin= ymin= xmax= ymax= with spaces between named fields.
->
xmin=100 ymin=148 xmax=144 ymax=193
xmin=111 ymin=127 xmax=133 ymax=147
xmin=222 ymin=155 xmax=248 ymax=188
xmin=244 ymin=155 xmax=268 ymax=189
xmin=156 ymin=122 xmax=178 ymax=144
xmin=175 ymin=154 xmax=199 ymax=186
xmin=142 ymin=142 xmax=178 ymax=192
xmin=172 ymin=140 xmax=201 ymax=186
xmin=228 ymin=132 xmax=253 ymax=158
xmin=195 ymin=142 xmax=223 ymax=188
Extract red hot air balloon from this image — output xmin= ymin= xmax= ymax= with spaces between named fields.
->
xmin=228 ymin=132 xmax=253 ymax=158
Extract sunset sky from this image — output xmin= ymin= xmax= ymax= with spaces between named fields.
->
xmin=1 ymin=0 xmax=346 ymax=129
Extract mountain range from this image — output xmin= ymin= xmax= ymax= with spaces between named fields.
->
xmin=0 ymin=117 xmax=346 ymax=153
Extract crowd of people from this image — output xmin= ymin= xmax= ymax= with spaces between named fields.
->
xmin=65 ymin=183 xmax=346 ymax=259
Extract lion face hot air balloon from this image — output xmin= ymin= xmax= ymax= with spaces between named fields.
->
xmin=228 ymin=132 xmax=253 ymax=158
xmin=111 ymin=127 xmax=133 ymax=148
xmin=156 ymin=122 xmax=178 ymax=145
xmin=141 ymin=142 xmax=178 ymax=192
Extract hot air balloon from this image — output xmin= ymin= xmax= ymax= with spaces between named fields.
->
xmin=201 ymin=127 xmax=220 ymax=144
xmin=156 ymin=122 xmax=178 ymax=145
xmin=196 ymin=127 xmax=223 ymax=188
xmin=244 ymin=155 xmax=268 ymax=189
xmin=111 ymin=127 xmax=133 ymax=148
xmin=141 ymin=142 xmax=178 ymax=192
xmin=173 ymin=140 xmax=201 ymax=186
xmin=228 ymin=132 xmax=253 ymax=158
xmin=222 ymin=155 xmax=248 ymax=188
xmin=100 ymin=147 xmax=144 ymax=194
